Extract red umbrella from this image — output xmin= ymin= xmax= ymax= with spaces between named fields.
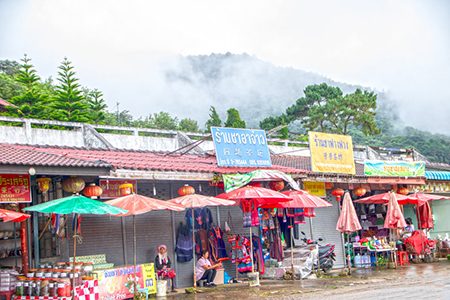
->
xmin=167 ymin=193 xmax=235 ymax=288
xmin=405 ymin=192 xmax=450 ymax=207
xmin=336 ymin=192 xmax=362 ymax=233
xmin=384 ymin=192 xmax=407 ymax=229
xmin=354 ymin=192 xmax=412 ymax=204
xmin=105 ymin=194 xmax=185 ymax=291
xmin=0 ymin=209 xmax=30 ymax=222
xmin=217 ymin=185 xmax=292 ymax=206
xmin=261 ymin=190 xmax=332 ymax=209
xmin=418 ymin=202 xmax=433 ymax=229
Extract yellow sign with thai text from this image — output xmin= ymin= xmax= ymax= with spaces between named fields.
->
xmin=303 ymin=181 xmax=326 ymax=197
xmin=308 ymin=131 xmax=355 ymax=175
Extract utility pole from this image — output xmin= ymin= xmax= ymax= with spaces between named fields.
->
xmin=116 ymin=102 xmax=120 ymax=125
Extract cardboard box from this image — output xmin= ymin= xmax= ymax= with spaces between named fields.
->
xmin=213 ymin=268 xmax=224 ymax=285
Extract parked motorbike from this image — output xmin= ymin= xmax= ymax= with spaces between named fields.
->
xmin=300 ymin=231 xmax=336 ymax=273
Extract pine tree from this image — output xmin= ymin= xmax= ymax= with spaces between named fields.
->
xmin=52 ymin=58 xmax=89 ymax=122
xmin=224 ymin=108 xmax=246 ymax=128
xmin=205 ymin=106 xmax=222 ymax=132
xmin=7 ymin=54 xmax=48 ymax=119
xmin=86 ymin=88 xmax=107 ymax=124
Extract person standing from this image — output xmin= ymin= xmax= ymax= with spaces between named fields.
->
xmin=195 ymin=250 xmax=221 ymax=287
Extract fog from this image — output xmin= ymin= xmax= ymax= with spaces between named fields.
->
xmin=0 ymin=0 xmax=449 ymax=133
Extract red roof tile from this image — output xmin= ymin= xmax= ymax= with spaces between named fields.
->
xmin=0 ymin=144 xmax=112 ymax=168
xmin=3 ymin=144 xmax=310 ymax=175
xmin=0 ymin=98 xmax=17 ymax=108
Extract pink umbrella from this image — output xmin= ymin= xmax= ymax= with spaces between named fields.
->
xmin=354 ymin=192 xmax=412 ymax=204
xmin=405 ymin=192 xmax=450 ymax=207
xmin=336 ymin=192 xmax=361 ymax=272
xmin=384 ymin=192 xmax=407 ymax=229
xmin=260 ymin=190 xmax=332 ymax=209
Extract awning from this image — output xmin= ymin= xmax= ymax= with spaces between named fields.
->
xmin=425 ymin=171 xmax=450 ymax=181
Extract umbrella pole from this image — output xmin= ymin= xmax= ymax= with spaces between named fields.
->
xmin=291 ymin=226 xmax=294 ymax=280
xmin=250 ymin=226 xmax=254 ymax=273
xmin=72 ymin=214 xmax=77 ymax=298
xmin=192 ymin=208 xmax=196 ymax=288
xmin=133 ymin=215 xmax=137 ymax=293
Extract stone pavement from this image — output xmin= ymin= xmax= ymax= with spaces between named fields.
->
xmin=160 ymin=260 xmax=450 ymax=299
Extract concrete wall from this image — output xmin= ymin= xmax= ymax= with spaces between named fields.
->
xmin=102 ymin=133 xmax=179 ymax=151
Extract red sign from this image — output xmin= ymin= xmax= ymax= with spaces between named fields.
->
xmin=0 ymin=174 xmax=31 ymax=203
xmin=99 ymin=179 xmax=137 ymax=199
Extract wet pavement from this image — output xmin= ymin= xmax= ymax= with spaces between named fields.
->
xmin=160 ymin=260 xmax=450 ymax=299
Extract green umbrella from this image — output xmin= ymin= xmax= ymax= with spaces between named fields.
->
xmin=23 ymin=194 xmax=128 ymax=296
xmin=23 ymin=194 xmax=127 ymax=215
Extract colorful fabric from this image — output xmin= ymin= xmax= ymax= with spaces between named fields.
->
xmin=175 ymin=223 xmax=193 ymax=262
xmin=157 ymin=268 xmax=176 ymax=279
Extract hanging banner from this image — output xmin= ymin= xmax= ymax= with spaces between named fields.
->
xmin=308 ymin=131 xmax=355 ymax=174
xmin=364 ymin=160 xmax=425 ymax=176
xmin=93 ymin=263 xmax=157 ymax=300
xmin=302 ymin=181 xmax=326 ymax=197
xmin=0 ymin=174 xmax=31 ymax=203
xmin=99 ymin=179 xmax=137 ymax=199
xmin=211 ymin=127 xmax=271 ymax=167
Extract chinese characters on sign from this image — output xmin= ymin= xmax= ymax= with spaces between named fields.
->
xmin=308 ymin=131 xmax=355 ymax=175
xmin=0 ymin=174 xmax=31 ymax=203
xmin=99 ymin=179 xmax=137 ymax=199
xmin=211 ymin=127 xmax=272 ymax=167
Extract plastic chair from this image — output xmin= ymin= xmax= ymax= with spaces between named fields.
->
xmin=397 ymin=251 xmax=410 ymax=266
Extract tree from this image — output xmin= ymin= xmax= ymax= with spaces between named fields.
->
xmin=0 ymin=59 xmax=21 ymax=77
xmin=6 ymin=54 xmax=49 ymax=119
xmin=205 ymin=106 xmax=222 ymax=132
xmin=178 ymin=118 xmax=199 ymax=132
xmin=224 ymin=108 xmax=246 ymax=128
xmin=152 ymin=111 xmax=178 ymax=130
xmin=0 ymin=73 xmax=25 ymax=101
xmin=283 ymin=83 xmax=380 ymax=135
xmin=86 ymin=88 xmax=107 ymax=124
xmin=52 ymin=58 xmax=89 ymax=122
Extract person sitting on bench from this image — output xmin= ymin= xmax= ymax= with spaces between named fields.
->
xmin=155 ymin=245 xmax=177 ymax=292
xmin=195 ymin=250 xmax=221 ymax=287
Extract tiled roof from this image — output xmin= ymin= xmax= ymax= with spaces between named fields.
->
xmin=2 ymin=144 xmax=310 ymax=175
xmin=271 ymin=154 xmax=366 ymax=176
xmin=0 ymin=144 xmax=112 ymax=168
xmin=0 ymin=98 xmax=17 ymax=108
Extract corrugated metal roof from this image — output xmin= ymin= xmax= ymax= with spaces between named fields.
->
xmin=425 ymin=171 xmax=450 ymax=180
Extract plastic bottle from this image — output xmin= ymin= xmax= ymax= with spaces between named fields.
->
xmin=362 ymin=254 xmax=370 ymax=268
xmin=354 ymin=253 xmax=362 ymax=268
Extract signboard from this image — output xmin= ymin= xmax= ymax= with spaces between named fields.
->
xmin=0 ymin=174 xmax=31 ymax=203
xmin=364 ymin=160 xmax=425 ymax=176
xmin=93 ymin=263 xmax=157 ymax=300
xmin=303 ymin=181 xmax=326 ymax=197
xmin=211 ymin=127 xmax=271 ymax=167
xmin=99 ymin=179 xmax=137 ymax=199
xmin=308 ymin=131 xmax=355 ymax=174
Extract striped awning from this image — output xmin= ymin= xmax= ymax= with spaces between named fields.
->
xmin=425 ymin=171 xmax=450 ymax=180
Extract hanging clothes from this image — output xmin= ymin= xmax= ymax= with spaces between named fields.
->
xmin=200 ymin=207 xmax=214 ymax=230
xmin=185 ymin=209 xmax=202 ymax=230
xmin=242 ymin=200 xmax=252 ymax=228
xmin=197 ymin=229 xmax=210 ymax=255
xmin=175 ymin=222 xmax=193 ymax=262
xmin=304 ymin=208 xmax=316 ymax=217
xmin=208 ymin=225 xmax=229 ymax=262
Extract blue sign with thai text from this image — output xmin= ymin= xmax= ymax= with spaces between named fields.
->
xmin=211 ymin=127 xmax=272 ymax=167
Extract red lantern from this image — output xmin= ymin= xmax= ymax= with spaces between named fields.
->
xmin=397 ymin=187 xmax=409 ymax=195
xmin=332 ymin=188 xmax=345 ymax=201
xmin=354 ymin=187 xmax=366 ymax=197
xmin=36 ymin=177 xmax=51 ymax=193
xmin=248 ymin=182 xmax=261 ymax=187
xmin=119 ymin=181 xmax=134 ymax=196
xmin=269 ymin=181 xmax=284 ymax=191
xmin=62 ymin=176 xmax=85 ymax=194
xmin=83 ymin=183 xmax=103 ymax=199
xmin=178 ymin=184 xmax=195 ymax=196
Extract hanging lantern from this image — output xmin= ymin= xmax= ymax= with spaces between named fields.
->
xmin=62 ymin=176 xmax=85 ymax=194
xmin=332 ymin=188 xmax=345 ymax=201
xmin=354 ymin=187 xmax=366 ymax=197
xmin=119 ymin=181 xmax=134 ymax=196
xmin=83 ymin=183 xmax=103 ymax=199
xmin=36 ymin=177 xmax=51 ymax=193
xmin=178 ymin=184 xmax=195 ymax=196
xmin=269 ymin=181 xmax=284 ymax=191
xmin=397 ymin=187 xmax=409 ymax=195
xmin=248 ymin=182 xmax=261 ymax=187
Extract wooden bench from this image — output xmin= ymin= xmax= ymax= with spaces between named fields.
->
xmin=70 ymin=254 xmax=114 ymax=269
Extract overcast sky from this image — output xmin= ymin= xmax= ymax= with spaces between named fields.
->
xmin=1 ymin=0 xmax=449 ymax=134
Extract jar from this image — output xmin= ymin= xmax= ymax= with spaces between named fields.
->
xmin=70 ymin=271 xmax=82 ymax=287
xmin=40 ymin=278 xmax=50 ymax=296
xmin=32 ymin=279 xmax=41 ymax=297
xmin=52 ymin=269 xmax=62 ymax=279
xmin=58 ymin=279 xmax=70 ymax=297
xmin=27 ymin=269 xmax=37 ymax=279
xmin=23 ymin=280 xmax=32 ymax=296
xmin=60 ymin=269 xmax=70 ymax=279
xmin=44 ymin=269 xmax=53 ymax=279
xmin=49 ymin=280 xmax=58 ymax=297
xmin=83 ymin=262 xmax=93 ymax=277
xmin=15 ymin=278 xmax=25 ymax=296
xmin=55 ymin=262 xmax=66 ymax=269
xmin=35 ymin=269 xmax=44 ymax=278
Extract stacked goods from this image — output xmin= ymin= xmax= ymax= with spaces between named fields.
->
xmin=0 ymin=269 xmax=19 ymax=292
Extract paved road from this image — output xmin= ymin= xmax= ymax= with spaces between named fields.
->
xmin=167 ymin=261 xmax=450 ymax=299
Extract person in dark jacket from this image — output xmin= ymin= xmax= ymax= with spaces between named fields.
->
xmin=155 ymin=245 xmax=177 ymax=292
